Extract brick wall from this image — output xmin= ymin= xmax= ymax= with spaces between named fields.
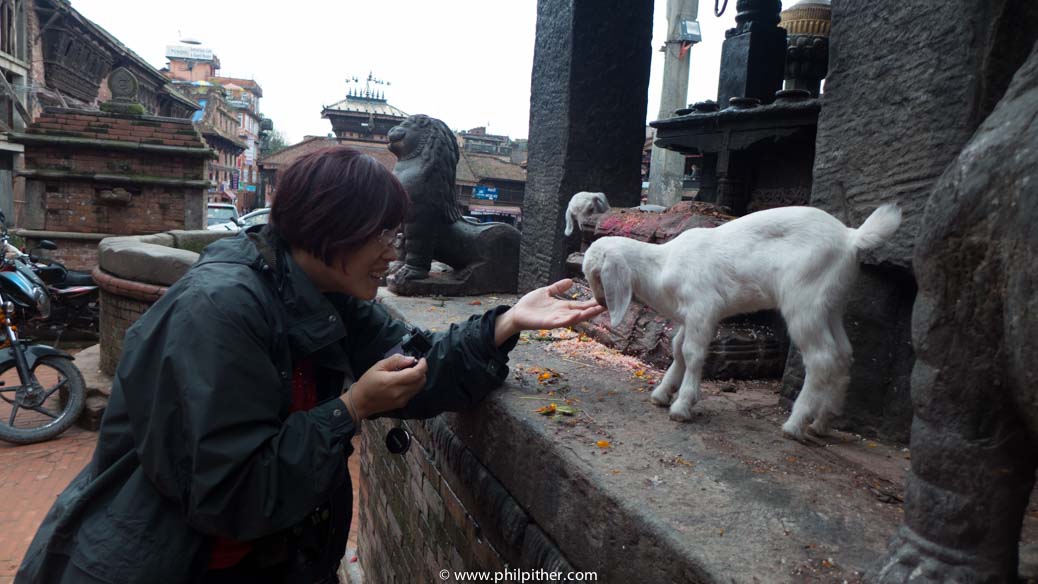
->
xmin=13 ymin=107 xmax=211 ymax=270
xmin=25 ymin=110 xmax=208 ymax=151
xmin=97 ymin=288 xmax=154 ymax=376
xmin=22 ymin=238 xmax=102 ymax=272
xmin=33 ymin=180 xmax=191 ymax=236
xmin=357 ymin=416 xmax=575 ymax=584
xmin=93 ymin=267 xmax=167 ymax=377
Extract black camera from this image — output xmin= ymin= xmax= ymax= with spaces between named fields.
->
xmin=383 ymin=326 xmax=432 ymax=363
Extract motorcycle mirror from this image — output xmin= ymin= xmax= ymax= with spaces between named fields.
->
xmin=37 ymin=240 xmax=57 ymax=251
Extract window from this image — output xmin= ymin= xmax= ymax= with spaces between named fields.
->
xmin=0 ymin=0 xmax=21 ymax=58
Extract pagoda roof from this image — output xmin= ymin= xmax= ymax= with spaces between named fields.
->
xmin=322 ymin=94 xmax=408 ymax=119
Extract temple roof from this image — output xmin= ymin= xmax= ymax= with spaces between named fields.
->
xmin=322 ymin=94 xmax=408 ymax=119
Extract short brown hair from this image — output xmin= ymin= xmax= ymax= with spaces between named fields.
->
xmin=270 ymin=147 xmax=409 ymax=264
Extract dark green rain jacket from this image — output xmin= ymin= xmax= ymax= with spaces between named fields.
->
xmin=16 ymin=226 xmax=516 ymax=583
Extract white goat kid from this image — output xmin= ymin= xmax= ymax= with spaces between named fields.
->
xmin=564 ymin=192 xmax=610 ymax=236
xmin=582 ymin=205 xmax=902 ymax=441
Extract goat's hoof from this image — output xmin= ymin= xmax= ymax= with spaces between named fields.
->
xmin=650 ymin=389 xmax=674 ymax=407
xmin=782 ymin=427 xmax=827 ymax=446
xmin=668 ymin=401 xmax=695 ymax=422
xmin=808 ymin=422 xmax=831 ymax=437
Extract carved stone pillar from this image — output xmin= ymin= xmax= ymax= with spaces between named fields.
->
xmin=520 ymin=0 xmax=653 ymax=292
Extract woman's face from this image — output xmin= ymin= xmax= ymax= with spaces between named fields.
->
xmin=296 ymin=228 xmax=399 ymax=300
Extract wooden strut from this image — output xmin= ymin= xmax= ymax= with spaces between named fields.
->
xmin=0 ymin=72 xmax=32 ymax=125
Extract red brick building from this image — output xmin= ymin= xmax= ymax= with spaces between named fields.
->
xmin=163 ymin=46 xmax=267 ymax=212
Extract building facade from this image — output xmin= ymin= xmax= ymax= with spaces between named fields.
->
xmin=211 ymin=77 xmax=263 ymax=210
xmin=456 ymin=150 xmax=526 ymax=227
xmin=0 ymin=0 xmax=28 ymax=219
xmin=164 ymin=45 xmax=266 ymax=211
xmin=0 ymin=0 xmax=200 ymax=224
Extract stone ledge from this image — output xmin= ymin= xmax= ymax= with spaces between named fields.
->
xmin=96 ymin=231 xmax=231 ymax=286
xmin=8 ymin=132 xmax=216 ymax=158
xmin=92 ymin=267 xmax=166 ymax=302
xmin=16 ymin=169 xmax=211 ymax=188
xmin=372 ymin=291 xmax=931 ymax=582
xmin=11 ymin=229 xmax=117 ymax=241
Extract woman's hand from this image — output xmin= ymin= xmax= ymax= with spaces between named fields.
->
xmin=342 ymin=354 xmax=428 ymax=420
xmin=494 ymin=279 xmax=606 ymax=345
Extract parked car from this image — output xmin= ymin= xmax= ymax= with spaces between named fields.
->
xmin=208 ymin=207 xmax=270 ymax=233
xmin=238 ymin=207 xmax=271 ymax=229
xmin=206 ymin=203 xmax=240 ymax=231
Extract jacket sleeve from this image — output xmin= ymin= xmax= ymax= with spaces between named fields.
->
xmin=344 ymin=299 xmax=519 ymax=419
xmin=117 ymin=270 xmax=356 ymax=541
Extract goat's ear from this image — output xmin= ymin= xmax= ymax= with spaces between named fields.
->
xmin=601 ymin=254 xmax=633 ymax=328
xmin=593 ymin=194 xmax=609 ymax=213
xmin=564 ymin=209 xmax=575 ymax=236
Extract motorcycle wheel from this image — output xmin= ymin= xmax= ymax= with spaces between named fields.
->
xmin=0 ymin=356 xmax=86 ymax=445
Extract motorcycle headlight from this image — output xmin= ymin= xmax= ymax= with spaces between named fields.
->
xmin=33 ymin=286 xmax=50 ymax=319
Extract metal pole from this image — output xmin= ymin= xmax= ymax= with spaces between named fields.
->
xmin=647 ymin=0 xmax=699 ymax=207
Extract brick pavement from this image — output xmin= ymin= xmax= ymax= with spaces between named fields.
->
xmin=0 ymin=429 xmax=361 ymax=584
xmin=0 ymin=425 xmax=96 ymax=584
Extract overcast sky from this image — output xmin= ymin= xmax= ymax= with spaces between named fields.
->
xmin=72 ymin=0 xmax=736 ymax=144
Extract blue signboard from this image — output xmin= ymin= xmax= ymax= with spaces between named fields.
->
xmin=245 ymin=185 xmax=257 ymax=192
xmin=474 ymin=186 xmax=499 ymax=201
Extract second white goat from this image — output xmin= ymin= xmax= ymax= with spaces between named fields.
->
xmin=564 ymin=192 xmax=610 ymax=236
xmin=581 ymin=204 xmax=902 ymax=441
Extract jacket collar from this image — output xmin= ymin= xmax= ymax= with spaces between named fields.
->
xmin=208 ymin=226 xmax=350 ymax=358
xmin=266 ymin=227 xmax=351 ymax=358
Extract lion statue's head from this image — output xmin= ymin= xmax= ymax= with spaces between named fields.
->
xmin=388 ymin=114 xmax=461 ymax=223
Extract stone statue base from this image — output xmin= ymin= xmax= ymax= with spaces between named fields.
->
xmin=387 ymin=219 xmax=520 ymax=296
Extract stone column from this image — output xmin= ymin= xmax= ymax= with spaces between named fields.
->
xmin=519 ymin=0 xmax=654 ymax=292
xmin=780 ymin=0 xmax=1038 ymax=442
xmin=647 ymin=0 xmax=699 ymax=207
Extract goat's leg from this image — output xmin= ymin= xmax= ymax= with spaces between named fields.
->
xmin=668 ymin=320 xmax=715 ymax=422
xmin=651 ymin=326 xmax=685 ymax=407
xmin=782 ymin=314 xmax=841 ymax=442
xmin=808 ymin=315 xmax=852 ymax=436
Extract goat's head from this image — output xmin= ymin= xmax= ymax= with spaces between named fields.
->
xmin=565 ymin=192 xmax=610 ymax=236
xmin=582 ymin=238 xmax=632 ymax=329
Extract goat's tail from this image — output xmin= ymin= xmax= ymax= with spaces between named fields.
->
xmin=850 ymin=203 xmax=902 ymax=250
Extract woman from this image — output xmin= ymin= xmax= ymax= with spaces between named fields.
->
xmin=16 ymin=147 xmax=604 ymax=584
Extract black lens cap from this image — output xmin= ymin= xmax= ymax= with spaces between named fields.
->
xmin=385 ymin=427 xmax=411 ymax=455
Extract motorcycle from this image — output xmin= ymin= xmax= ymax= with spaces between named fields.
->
xmin=0 ymin=213 xmax=86 ymax=444
xmin=24 ymin=241 xmax=100 ymax=337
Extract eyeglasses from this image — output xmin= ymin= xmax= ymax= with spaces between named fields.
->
xmin=378 ymin=228 xmax=404 ymax=248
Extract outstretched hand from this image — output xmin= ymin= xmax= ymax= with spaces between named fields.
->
xmin=494 ymin=279 xmax=605 ymax=345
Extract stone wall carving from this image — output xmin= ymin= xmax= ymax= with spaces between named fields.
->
xmin=869 ymin=39 xmax=1038 ymax=584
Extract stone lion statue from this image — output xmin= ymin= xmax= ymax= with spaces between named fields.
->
xmin=386 ymin=114 xmax=520 ymax=296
